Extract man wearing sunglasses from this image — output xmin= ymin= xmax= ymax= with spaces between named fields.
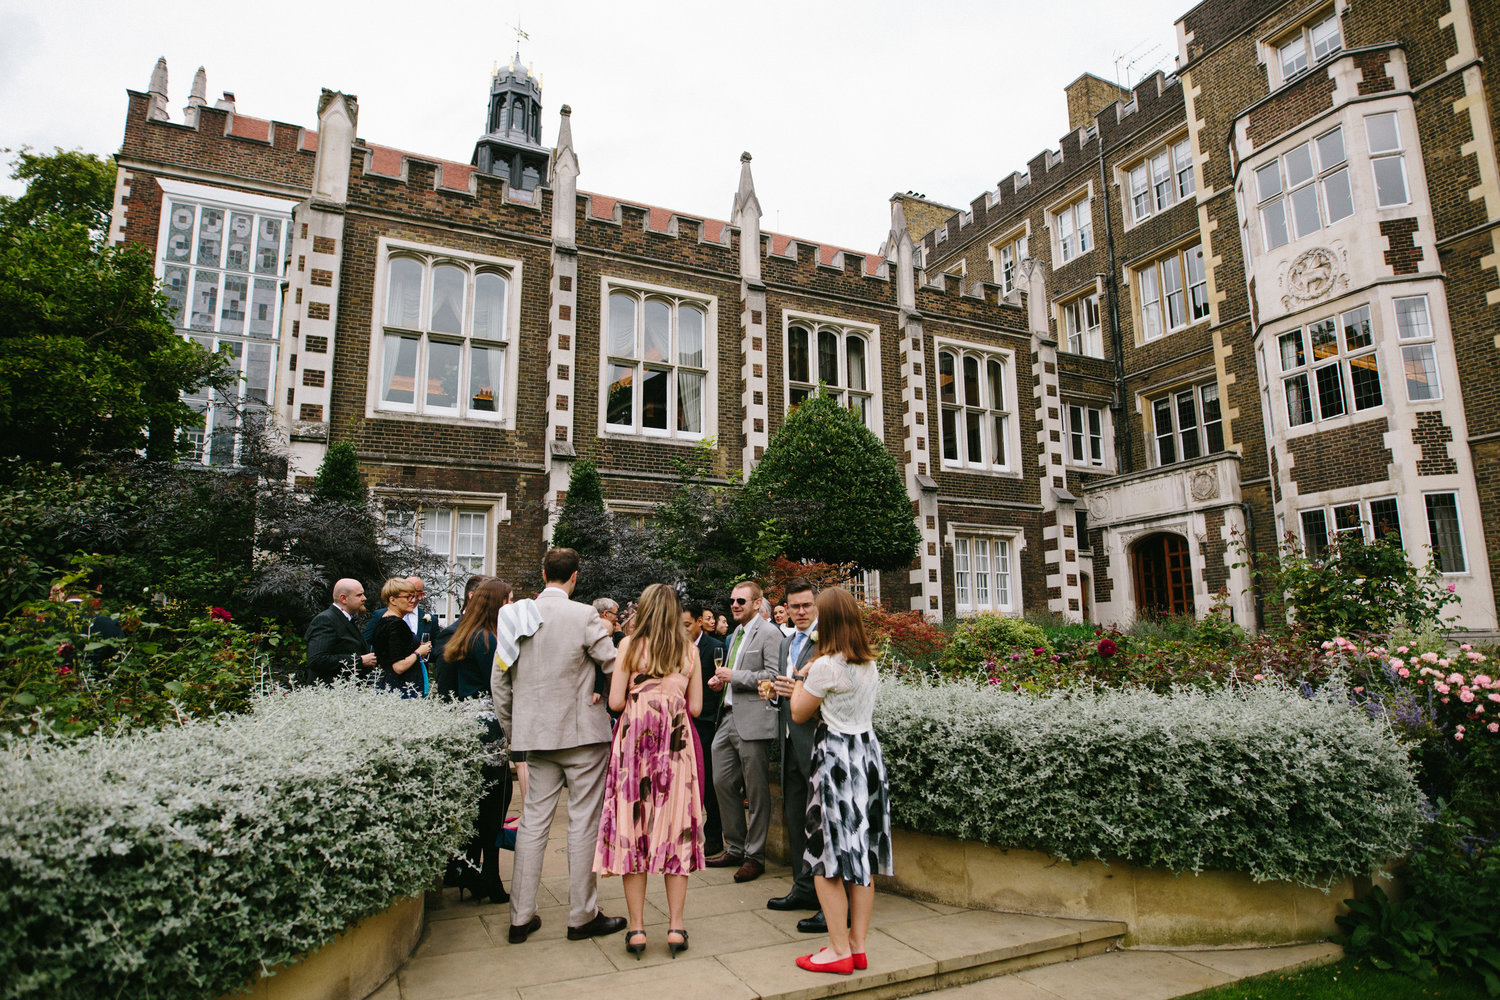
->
xmin=707 ymin=580 xmax=781 ymax=882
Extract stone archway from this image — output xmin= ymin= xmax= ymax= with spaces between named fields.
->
xmin=1132 ymin=532 xmax=1195 ymax=618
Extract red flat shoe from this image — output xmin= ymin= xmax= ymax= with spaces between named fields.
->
xmin=853 ymin=952 xmax=868 ymax=970
xmin=796 ymin=952 xmax=854 ymax=975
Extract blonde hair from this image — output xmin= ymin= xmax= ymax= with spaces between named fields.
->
xmin=621 ymin=583 xmax=689 ymax=679
xmin=813 ymin=587 xmax=876 ymax=664
xmin=380 ymin=577 xmax=415 ymax=603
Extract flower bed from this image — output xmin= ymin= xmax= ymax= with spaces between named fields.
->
xmin=0 ymin=684 xmax=483 ymax=1000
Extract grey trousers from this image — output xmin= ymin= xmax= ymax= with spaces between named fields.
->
xmin=508 ymin=742 xmax=610 ymax=929
xmin=711 ymin=716 xmax=772 ymax=862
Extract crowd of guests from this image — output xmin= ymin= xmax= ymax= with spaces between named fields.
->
xmin=302 ymin=549 xmax=892 ymax=975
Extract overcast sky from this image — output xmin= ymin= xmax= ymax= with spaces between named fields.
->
xmin=0 ymin=0 xmax=1191 ymax=253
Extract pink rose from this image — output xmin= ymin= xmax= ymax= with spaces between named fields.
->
xmin=1459 ymin=689 xmax=1475 ymax=703
xmin=1488 ymin=723 xmax=1499 ymax=734
xmin=1447 ymin=584 xmax=1457 ymax=593
xmin=1398 ymin=667 xmax=1410 ymax=678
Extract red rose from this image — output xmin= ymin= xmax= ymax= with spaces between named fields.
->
xmin=209 ymin=607 xmax=233 ymax=622
xmin=1097 ymin=638 xmax=1117 ymax=658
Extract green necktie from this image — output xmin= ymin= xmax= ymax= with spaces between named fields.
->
xmin=724 ymin=628 xmax=746 ymax=706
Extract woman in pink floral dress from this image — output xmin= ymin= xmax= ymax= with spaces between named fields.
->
xmin=593 ymin=583 xmax=704 ymax=959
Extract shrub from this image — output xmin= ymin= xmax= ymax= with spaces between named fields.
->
xmin=937 ymin=613 xmax=1053 ymax=678
xmin=0 ymin=684 xmax=484 ymax=1000
xmin=1336 ymin=811 xmax=1500 ymax=993
xmin=876 ymin=679 xmax=1424 ymax=886
xmin=861 ymin=603 xmax=946 ymax=667
xmin=0 ymin=595 xmax=278 ymax=739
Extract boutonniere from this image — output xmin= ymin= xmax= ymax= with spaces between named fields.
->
xmin=809 ymin=629 xmax=818 ymax=643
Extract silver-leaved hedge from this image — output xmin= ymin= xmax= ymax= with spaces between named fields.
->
xmin=876 ymin=679 xmax=1424 ymax=887
xmin=0 ymin=683 xmax=484 ymax=1000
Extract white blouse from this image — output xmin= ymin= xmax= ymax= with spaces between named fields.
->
xmin=802 ymin=653 xmax=878 ymax=735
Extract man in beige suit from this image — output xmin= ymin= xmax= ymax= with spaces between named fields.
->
xmin=492 ymin=548 xmax=625 ymax=944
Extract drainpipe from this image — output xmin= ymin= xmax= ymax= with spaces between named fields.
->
xmin=1097 ymin=135 xmax=1131 ymax=473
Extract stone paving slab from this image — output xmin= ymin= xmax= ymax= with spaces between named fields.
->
xmin=387 ymin=798 xmax=1335 ymax=1000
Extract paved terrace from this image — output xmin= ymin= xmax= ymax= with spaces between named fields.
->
xmin=375 ymin=805 xmax=1339 ymax=1000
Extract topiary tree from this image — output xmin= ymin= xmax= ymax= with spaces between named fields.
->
xmin=549 ymin=457 xmax=609 ymax=564
xmin=310 ymin=441 xmax=365 ymax=506
xmin=744 ymin=389 xmax=920 ymax=572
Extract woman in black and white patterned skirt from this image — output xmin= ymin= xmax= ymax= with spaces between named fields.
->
xmin=788 ymin=586 xmax=893 ymax=976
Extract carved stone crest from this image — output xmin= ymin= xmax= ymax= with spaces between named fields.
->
xmin=1189 ymin=467 xmax=1220 ymax=501
xmin=1087 ymin=494 xmax=1111 ymax=521
xmin=1281 ymin=246 xmax=1347 ymax=309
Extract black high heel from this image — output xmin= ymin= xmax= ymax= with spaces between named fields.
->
xmin=478 ymin=873 xmax=509 ymax=904
xmin=666 ymin=928 xmax=688 ymax=959
xmin=625 ymin=929 xmax=647 ymax=959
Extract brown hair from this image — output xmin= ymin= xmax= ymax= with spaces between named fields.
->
xmin=731 ymin=579 xmax=763 ymax=602
xmin=542 ymin=548 xmax=580 ymax=583
xmin=813 ymin=587 xmax=876 ymax=664
xmin=621 ymin=583 xmax=689 ymax=679
xmin=445 ymin=578 xmax=512 ymax=662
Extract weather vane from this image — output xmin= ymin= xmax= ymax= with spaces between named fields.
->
xmin=513 ymin=17 xmax=529 ymax=55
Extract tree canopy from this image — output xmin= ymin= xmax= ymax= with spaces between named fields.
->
xmin=0 ymin=148 xmax=228 ymax=465
xmin=744 ymin=389 xmax=921 ymax=572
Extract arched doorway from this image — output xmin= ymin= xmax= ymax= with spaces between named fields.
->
xmin=1132 ymin=532 xmax=1195 ymax=617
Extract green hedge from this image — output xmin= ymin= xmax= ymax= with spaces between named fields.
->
xmin=876 ymin=680 xmax=1424 ymax=887
xmin=0 ymin=684 xmax=483 ymax=1000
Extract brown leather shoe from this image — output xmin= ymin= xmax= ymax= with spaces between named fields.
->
xmin=508 ymin=914 xmax=541 ymax=943
xmin=733 ymin=859 xmax=765 ymax=883
xmin=705 ymin=851 xmax=744 ymax=868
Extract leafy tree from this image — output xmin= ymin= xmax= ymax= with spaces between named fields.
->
xmin=0 ymin=148 xmax=229 ymax=464
xmin=744 ymin=389 xmax=921 ymax=572
xmin=311 ymin=441 xmax=366 ymax=506
xmin=650 ymin=441 xmax=779 ymax=606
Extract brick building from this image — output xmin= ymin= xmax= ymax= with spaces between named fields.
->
xmin=918 ymin=0 xmax=1500 ymax=632
xmin=110 ymin=0 xmax=1500 ymax=630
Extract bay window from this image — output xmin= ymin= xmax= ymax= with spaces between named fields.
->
xmin=1278 ymin=303 xmax=1381 ymax=427
xmin=1256 ymin=126 xmax=1354 ymax=251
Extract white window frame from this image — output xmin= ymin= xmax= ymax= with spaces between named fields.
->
xmin=1127 ymin=137 xmax=1195 ymax=223
xmin=1365 ymin=112 xmax=1411 ymax=208
xmin=950 ymin=528 xmax=1021 ymax=615
xmin=1254 ymin=125 xmax=1354 ymax=252
xmin=155 ymin=179 xmax=296 ymax=467
xmin=1052 ymin=195 xmax=1094 ymax=263
xmin=1276 ymin=303 xmax=1382 ymax=429
xmin=1134 ymin=243 xmax=1209 ymax=341
xmin=936 ymin=341 xmax=1019 ymax=474
xmin=1394 ymin=295 xmax=1441 ymax=402
xmin=1273 ymin=10 xmax=1342 ymax=86
xmin=378 ymin=490 xmax=508 ymax=626
xmin=1424 ymin=491 xmax=1468 ymax=575
xmin=1065 ymin=403 xmax=1107 ymax=468
xmin=601 ymin=278 xmax=716 ymax=442
xmin=988 ymin=228 xmax=1029 ymax=296
xmin=1150 ymin=382 xmax=1225 ymax=466
xmin=370 ymin=238 xmax=521 ymax=427
xmin=1299 ymin=495 xmax=1402 ymax=559
xmin=784 ymin=312 xmax=879 ymax=433
xmin=1061 ymin=292 xmax=1103 ymax=358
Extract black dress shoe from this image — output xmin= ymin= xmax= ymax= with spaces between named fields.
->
xmin=797 ymin=910 xmax=827 ymax=933
xmin=567 ymin=911 xmax=627 ymax=940
xmin=767 ymin=891 xmax=819 ymax=911
xmin=508 ymin=914 xmax=541 ymax=943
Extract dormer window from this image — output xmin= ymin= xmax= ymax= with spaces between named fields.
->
xmin=1277 ymin=12 xmax=1341 ymax=83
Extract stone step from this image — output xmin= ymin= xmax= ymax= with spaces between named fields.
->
xmin=394 ymin=868 xmax=1125 ymax=1000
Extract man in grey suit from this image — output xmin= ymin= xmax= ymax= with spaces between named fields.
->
xmin=707 ymin=579 xmax=781 ymax=883
xmin=766 ymin=577 xmax=821 ymax=916
xmin=492 ymin=548 xmax=625 ymax=944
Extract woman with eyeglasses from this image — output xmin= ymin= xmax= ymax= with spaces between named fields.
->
xmin=372 ymin=577 xmax=432 ymax=697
